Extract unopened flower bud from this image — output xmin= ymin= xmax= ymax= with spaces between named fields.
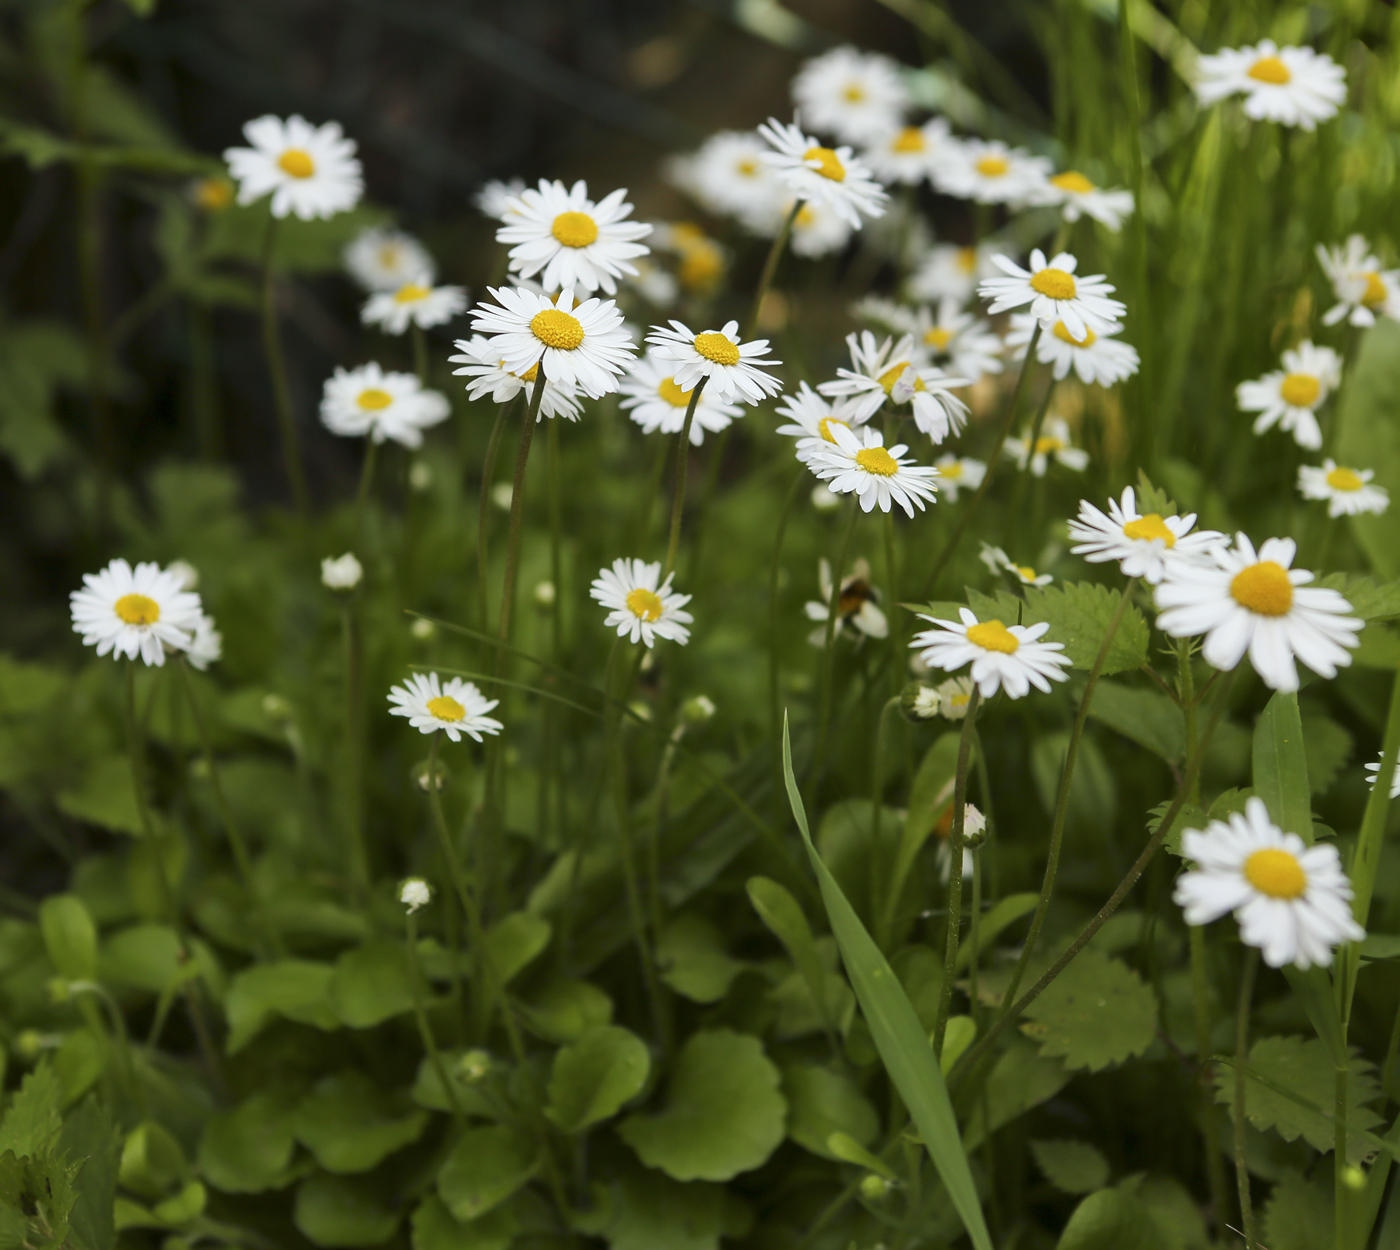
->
xmin=409 ymin=461 xmax=432 ymax=492
xmin=399 ymin=878 xmax=431 ymax=913
xmin=490 ymin=482 xmax=513 ymax=512
xmin=47 ymin=978 xmax=71 ymax=1005
xmin=457 ymin=1050 xmax=492 ymax=1083
xmin=321 ymin=553 xmax=363 ymax=591
xmin=413 ymin=758 xmax=449 ymax=792
xmin=411 ymin=618 xmax=436 ymax=640
xmin=859 ymin=1173 xmax=894 ymax=1201
xmin=811 ymin=484 xmax=841 ymax=512
xmin=262 ymin=693 xmax=292 ymax=722
xmin=166 ymin=560 xmax=199 ymax=591
xmin=900 ymin=683 xmax=940 ymax=721
xmin=533 ymin=581 xmax=556 ymax=609
xmin=680 ymin=695 xmax=715 ymax=725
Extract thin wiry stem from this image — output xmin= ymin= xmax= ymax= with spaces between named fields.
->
xmin=476 ymin=397 xmax=515 ymax=631
xmin=259 ymin=216 xmax=308 ymax=513
xmin=745 ymin=200 xmax=803 ymax=339
xmin=663 ymin=378 xmax=707 ymax=578
xmin=1234 ymin=948 xmax=1259 ymax=1250
xmin=406 ymin=908 xmax=462 ymax=1119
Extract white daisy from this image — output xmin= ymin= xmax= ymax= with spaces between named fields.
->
xmin=320 ymin=363 xmax=450 ymax=448
xmin=862 ymin=118 xmax=951 ymax=185
xmin=1174 ymin=797 xmax=1363 ymax=969
xmin=979 ymin=249 xmax=1126 ymax=342
xmin=932 ymin=455 xmax=986 ymax=503
xmin=804 ymin=558 xmax=888 ymax=646
xmin=979 ymin=543 xmax=1053 ymax=587
xmin=788 ymin=198 xmax=855 ymax=258
xmin=1006 ymin=416 xmax=1089 ymax=477
xmin=906 ymin=299 xmax=1004 ymax=384
xmin=775 ymin=382 xmax=853 ymax=465
xmin=665 ymin=130 xmax=785 ymax=228
xmin=321 ymin=553 xmax=363 ymax=591
xmin=474 ymin=178 xmax=526 ymax=222
xmin=344 ymin=228 xmax=435 ymax=292
xmin=469 ymin=286 xmax=636 ymax=399
xmin=1297 ymin=461 xmax=1390 ymax=518
xmin=1035 ymin=171 xmax=1135 ymax=231
xmin=388 ymin=673 xmax=503 ymax=743
xmin=448 ymin=335 xmax=583 ymax=422
xmin=1068 ymin=487 xmax=1226 ymax=585
xmin=933 ymin=138 xmax=1051 ymax=206
xmin=362 ymin=277 xmax=468 ymax=335
xmin=757 ymin=118 xmax=889 ymax=228
xmin=619 ymin=352 xmax=744 ymax=445
xmin=904 ymin=684 xmax=943 ymax=720
xmin=1194 ymin=41 xmax=1347 ymax=131
xmin=223 ymin=115 xmax=362 ymax=221
xmin=1317 ymin=236 xmax=1400 ymax=327
xmin=590 ymin=559 xmax=693 ymax=648
xmin=819 ymin=331 xmax=970 ymax=443
xmin=1154 ymin=533 xmax=1360 ymax=693
xmin=1236 ymin=340 xmax=1341 ymax=451
xmin=935 ymin=800 xmax=985 ymax=885
xmin=1365 ymin=752 xmax=1400 ymax=798
xmin=791 ymin=46 xmax=910 ymax=145
xmin=907 ymin=242 xmax=1002 ymax=305
xmin=806 ymin=422 xmax=940 ymax=517
xmin=400 ymin=879 xmax=432 ymax=913
xmin=936 ymin=675 xmax=976 ymax=720
xmin=1005 ymin=313 xmax=1139 ymax=387
xmin=645 ymin=319 xmax=782 ymax=405
xmin=910 ymin=607 xmax=1071 ymax=699
xmin=71 ymin=559 xmax=203 ymax=667
xmin=178 ymin=612 xmax=223 ymax=671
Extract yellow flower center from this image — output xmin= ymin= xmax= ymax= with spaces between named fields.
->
xmin=975 ymin=155 xmax=1009 ymax=177
xmin=357 ymin=388 xmax=393 ymax=410
xmin=737 ymin=158 xmax=758 ymax=176
xmin=817 ymin=417 xmax=848 ymax=443
xmin=693 ymin=332 xmax=741 ymax=366
xmin=551 ymin=211 xmax=599 ymax=249
xmin=395 ymin=283 xmax=431 ymax=303
xmin=804 ymin=146 xmax=846 ymax=182
xmin=1052 ymin=319 xmax=1095 ymax=347
xmin=1326 ymin=466 xmax=1364 ymax=492
xmin=1050 ymin=171 xmax=1096 ymax=194
xmin=1247 ymin=55 xmax=1292 ymax=85
xmin=1279 ymin=372 xmax=1321 ymax=408
xmin=794 ymin=205 xmax=815 ymax=228
xmin=377 ymin=244 xmax=402 ymax=268
xmin=924 ymin=327 xmax=954 ymax=351
xmin=842 ymin=82 xmax=866 ymax=102
xmin=1230 ymin=561 xmax=1294 ymax=617
xmin=626 ymin=588 xmax=664 ymax=621
xmin=530 ymin=308 xmax=586 ymax=350
xmin=948 ymin=691 xmax=971 ymax=709
xmin=194 ymin=178 xmax=233 ymax=210
xmin=877 ymin=361 xmax=912 ymax=394
xmin=956 ymin=247 xmax=977 ymax=274
xmin=1122 ymin=514 xmax=1176 ymax=546
xmin=115 ymin=593 xmax=160 ymax=626
xmin=892 ymin=127 xmax=925 ymax=153
xmin=277 ymin=149 xmax=316 ymax=178
xmin=855 ymin=447 xmax=900 ymax=476
xmin=1014 ymin=566 xmax=1038 ymax=582
xmin=966 ymin=619 xmax=1019 ymax=654
xmin=679 ymin=247 xmax=723 ymax=291
xmin=1034 ymin=436 xmax=1066 ymax=455
xmin=1363 ymin=272 xmax=1388 ymax=308
xmin=1243 ymin=847 xmax=1306 ymax=899
xmin=657 ymin=377 xmax=692 ymax=407
xmin=1030 ymin=268 xmax=1077 ymax=300
xmin=516 ymin=363 xmax=540 ymax=383
xmin=941 ymin=461 xmax=963 ymax=480
xmin=426 ymin=695 xmax=466 ymax=722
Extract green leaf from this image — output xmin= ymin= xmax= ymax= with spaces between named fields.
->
xmin=151 ymin=1179 xmax=206 ymax=1225
xmin=436 ymin=1125 xmax=537 ymax=1221
xmin=483 ymin=912 xmax=551 ymax=985
xmin=1261 ymin=1168 xmax=1333 ymax=1250
xmin=518 ymin=977 xmax=613 ymax=1043
xmin=826 ymin=1131 xmax=895 ymax=1178
xmin=963 ymin=587 xmax=1025 ymax=623
xmin=329 ymin=941 xmax=414 ymax=1028
xmin=1023 ymin=950 xmax=1157 ymax=1073
xmin=294 ymin=1174 xmax=400 ymax=1248
xmin=1300 ymin=705 xmax=1353 ymax=796
xmin=962 ymin=1037 xmax=1072 ymax=1152
xmin=53 ymin=1029 xmax=104 ymax=1108
xmin=59 ymin=1096 xmax=119 ymax=1250
xmin=781 ymin=1063 xmax=878 ymax=1160
xmin=655 ymin=914 xmax=746 ymax=1003
xmin=118 ymin=1122 xmax=187 ymax=1200
xmin=409 ymin=1053 xmax=494 ymax=1117
xmin=410 ymin=1193 xmax=516 ymax=1250
xmin=956 ymin=894 xmax=1038 ymax=972
xmin=746 ymin=877 xmax=833 ymax=1031
xmin=0 ymin=655 xmax=65 ymax=715
xmin=1252 ymin=690 xmax=1312 ymax=840
xmin=546 ymin=1025 xmax=651 ymax=1132
xmin=1030 ymin=1139 xmax=1110 ymax=1195
xmin=223 ymin=960 xmax=338 ymax=1053
xmin=0 ymin=1065 xmax=62 ymax=1157
xmin=1031 ymin=732 xmax=1117 ymax=829
xmin=197 ymin=1093 xmax=297 ymax=1194
xmin=97 ymin=925 xmax=194 ymax=995
xmin=1088 ymin=680 xmax=1184 ymax=762
xmin=1021 ymin=582 xmax=1148 ymax=675
xmin=618 ymin=1029 xmax=786 ymax=1182
xmin=56 ymin=757 xmax=148 ymax=838
xmin=1133 ymin=1175 xmax=1210 ymax=1250
xmin=39 ymin=895 xmax=96 ymax=982
xmin=573 ymin=1164 xmax=744 ymax=1250
xmin=1056 ymin=1186 xmax=1168 ymax=1250
xmin=0 ymin=1151 xmax=80 ymax=1248
xmin=1335 ymin=319 xmax=1400 ymax=578
xmin=292 ymin=1072 xmax=428 ymax=1174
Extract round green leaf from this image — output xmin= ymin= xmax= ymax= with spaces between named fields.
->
xmin=1030 ymin=1139 xmax=1110 ymax=1195
xmin=519 ymin=977 xmax=613 ymax=1043
xmin=294 ymin=1174 xmax=400 ymax=1248
xmin=546 ymin=1024 xmax=651 ymax=1133
xmin=40 ymin=895 xmax=96 ymax=981
xmin=436 ymin=1125 xmax=537 ymax=1222
xmin=655 ymin=915 xmax=745 ymax=1004
xmin=198 ymin=1092 xmax=297 ymax=1194
xmin=224 ymin=960 xmax=339 ymax=1053
xmin=410 ymin=1193 xmax=517 ymax=1250
xmin=119 ymin=1121 xmax=188 ymax=1200
xmin=292 ymin=1071 xmax=429 ymax=1173
xmin=781 ymin=1063 xmax=878 ymax=1160
xmin=329 ymin=940 xmax=414 ymax=1028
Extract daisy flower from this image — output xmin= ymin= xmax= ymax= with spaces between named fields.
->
xmin=448 ymin=335 xmax=582 ymax=422
xmin=1154 ymin=533 xmax=1360 ymax=693
xmin=1006 ymin=416 xmax=1089 ymax=477
xmin=1236 ymin=340 xmax=1341 ymax=451
xmin=469 ymin=286 xmax=636 ymax=399
xmin=819 ymin=331 xmax=969 ymax=442
xmin=862 ymin=118 xmax=951 ymax=185
xmin=804 ymin=558 xmax=888 ymax=646
xmin=757 ymin=118 xmax=889 ymax=228
xmin=666 ymin=130 xmax=785 ymax=227
xmin=1365 ymin=752 xmax=1400 ymax=798
xmin=788 ymin=199 xmax=855 ymax=258
xmin=1068 ymin=487 xmax=1225 ymax=584
xmin=223 ymin=115 xmax=362 ymax=220
xmin=791 ymin=46 xmax=910 ymax=145
xmin=935 ymin=801 xmax=985 ymax=885
xmin=1297 ymin=461 xmax=1390 ymax=518
xmin=1194 ymin=40 xmax=1346 ymax=131
xmin=71 ymin=559 xmax=203 ymax=667
xmin=179 ymin=612 xmax=223 ymax=671
xmin=1174 ymin=797 xmax=1363 ymax=969
xmin=645 ymin=319 xmax=782 ymax=404
xmin=979 ymin=249 xmax=1126 ymax=342
xmin=806 ymin=423 xmax=940 ymax=517
xmin=1036 ymin=171 xmax=1135 ymax=231
xmin=910 ymin=608 xmax=1071 ymax=699
xmin=388 ymin=673 xmax=503 ymax=743
xmin=496 ymin=179 xmax=652 ymax=296
xmin=474 ymin=178 xmax=526 ymax=222
xmin=906 ymin=299 xmax=1004 ymax=384
xmin=776 ymin=382 xmax=853 ymax=465
xmin=362 ymin=277 xmax=468 ymax=335
xmin=590 ymin=559 xmax=693 ymax=648
xmin=1317 ymin=236 xmax=1400 ymax=327
xmin=936 ymin=675 xmax=976 ymax=719
xmin=320 ymin=363 xmax=450 ymax=448
xmin=933 ymin=138 xmax=1051 ymax=206
xmin=619 ymin=352 xmax=744 ymax=444
xmin=1006 ymin=313 xmax=1139 ymax=386
xmin=344 ymin=228 xmax=435 ymax=292
xmin=400 ymin=879 xmax=432 ymax=913
xmin=932 ymin=455 xmax=986 ymax=503
xmin=980 ymin=543 xmax=1053 ymax=587
xmin=908 ymin=243 xmax=1002 ymax=305
xmin=904 ymin=684 xmax=943 ymax=720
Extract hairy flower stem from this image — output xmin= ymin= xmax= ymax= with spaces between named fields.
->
xmin=405 ymin=909 xmax=462 ymax=1119
xmin=496 ymin=375 xmax=547 ymax=669
xmin=663 ymin=378 xmax=707 ymax=577
xmin=354 ymin=437 xmax=380 ymax=534
xmin=869 ymin=696 xmax=902 ymax=946
xmin=341 ymin=602 xmax=369 ymax=891
xmin=745 ymin=199 xmax=803 ymax=339
xmin=769 ymin=470 xmax=806 ymax=820
xmin=476 ymin=398 xmax=515 ymax=631
xmin=412 ymin=323 xmax=428 ymax=384
xmin=259 ymin=216 xmax=309 ymax=514
xmin=933 ymin=687 xmax=982 ymax=1059
xmin=812 ymin=500 xmax=861 ymax=794
xmin=1235 ymin=948 xmax=1260 ymax=1250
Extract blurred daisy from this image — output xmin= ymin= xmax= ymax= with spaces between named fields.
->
xmin=320 ymin=363 xmax=450 ymax=447
xmin=400 ymin=879 xmax=432 ymax=913
xmin=936 ymin=675 xmax=976 ymax=719
xmin=1069 ymin=487 xmax=1225 ymax=584
xmin=388 ymin=673 xmax=503 ymax=743
xmin=908 ymin=242 xmax=1002 ymax=305
xmin=907 ymin=299 xmax=1004 ymax=383
xmin=806 ymin=423 xmax=939 ymax=517
xmin=804 ymin=557 xmax=888 ymax=646
xmin=1154 ymin=533 xmax=1360 ymax=692
xmin=652 ymin=222 xmax=727 ymax=296
xmin=1007 ymin=416 xmax=1089 ymax=476
xmin=758 ymin=118 xmax=889 ymax=228
xmin=619 ymin=352 xmax=744 ymax=444
xmin=1036 ymin=171 xmax=1134 ymax=230
xmin=363 ymin=277 xmax=468 ymax=335
xmin=933 ymin=138 xmax=1051 ymax=206
xmin=474 ymin=178 xmax=526 ymax=222
xmin=1237 ymin=340 xmax=1341 ymax=451
xmin=496 ymin=179 xmax=653 ymax=296
xmin=791 ymin=46 xmax=910 ymax=144
xmin=223 ymin=115 xmax=362 ymax=220
xmin=862 ymin=118 xmax=951 ymax=185
xmin=1006 ymin=313 xmax=1139 ymax=386
xmin=1175 ymin=797 xmax=1362 ymax=969
xmin=1297 ymin=461 xmax=1389 ymax=518
xmin=666 ymin=130 xmax=784 ymax=227
xmin=321 ymin=553 xmax=363 ymax=591
xmin=980 ymin=543 xmax=1053 ymax=587
xmin=345 ymin=228 xmax=435 ymax=292
xmin=71 ymin=559 xmax=202 ymax=667
xmin=933 ymin=455 xmax=986 ymax=503
xmin=788 ymin=199 xmax=855 ymax=258
xmin=904 ymin=684 xmax=942 ymax=720
xmin=911 ymin=607 xmax=1070 ymax=699
xmin=980 ymin=249 xmax=1125 ymax=342
xmin=1194 ymin=40 xmax=1346 ymax=130
xmin=590 ymin=559 xmax=692 ymax=648
xmin=819 ymin=331 xmax=969 ymax=442
xmin=646 ymin=319 xmax=782 ymax=404
xmin=776 ymin=382 xmax=852 ymax=465
xmin=1365 ymin=752 xmax=1400 ymax=798
xmin=1317 ymin=236 xmax=1400 ymax=327
xmin=448 ymin=335 xmax=582 ymax=422
xmin=189 ymin=176 xmax=234 ymax=212
xmin=179 ymin=613 xmax=223 ymax=671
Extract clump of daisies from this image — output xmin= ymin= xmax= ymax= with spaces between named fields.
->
xmin=345 ymin=227 xmax=435 ymax=292
xmin=618 ymin=353 xmax=745 ymax=444
xmin=362 ymin=277 xmax=468 ymax=336
xmin=449 ymin=336 xmax=582 ymax=422
xmin=979 ymin=248 xmax=1126 ymax=344
xmin=645 ymin=321 xmax=783 ymax=405
xmin=1006 ymin=417 xmax=1088 ymax=477
xmin=818 ymin=331 xmax=969 ymax=444
xmin=1316 ymin=236 xmax=1399 ymax=326
xmin=1068 ymin=488 xmax=1224 ymax=584
xmin=805 ymin=424 xmax=940 ymax=517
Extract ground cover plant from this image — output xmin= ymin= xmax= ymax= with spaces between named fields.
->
xmin=5 ymin=2 xmax=1400 ymax=1248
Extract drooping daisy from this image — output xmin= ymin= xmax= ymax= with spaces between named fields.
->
xmin=1174 ymin=797 xmax=1363 ymax=969
xmin=474 ymin=178 xmax=527 ymax=222
xmin=645 ymin=319 xmax=782 ymax=404
xmin=979 ymin=543 xmax=1053 ymax=587
xmin=1365 ymin=752 xmax=1400 ymax=798
xmin=936 ymin=675 xmax=976 ymax=720
xmin=934 ymin=799 xmax=985 ymax=885
xmin=819 ymin=331 xmax=969 ymax=442
xmin=388 ymin=673 xmax=503 ymax=743
xmin=933 ymin=138 xmax=1051 ymax=206
xmin=496 ymin=179 xmax=653 ymax=296
xmin=911 ymin=608 xmax=1070 ymax=699
xmin=791 ymin=46 xmax=910 ymax=145
xmin=1297 ymin=461 xmax=1390 ymax=518
xmin=906 ymin=299 xmax=1004 ymax=384
xmin=1005 ymin=313 xmax=1139 ymax=386
xmin=178 ymin=612 xmax=223 ymax=671
xmin=804 ymin=558 xmax=888 ymax=646
xmin=1068 ymin=487 xmax=1225 ymax=584
xmin=1035 ymin=171 xmax=1135 ymax=231
xmin=932 ymin=455 xmax=986 ymax=503
xmin=908 ymin=242 xmax=1002 ymax=305
xmin=1236 ymin=341 xmax=1341 ymax=451
xmin=320 ymin=363 xmax=450 ymax=447
xmin=71 ymin=559 xmax=203 ymax=667
xmin=757 ymin=118 xmax=889 ymax=228
xmin=469 ymin=286 xmax=636 ymax=399
xmin=1316 ymin=236 xmax=1400 ymax=327
xmin=979 ymin=249 xmax=1126 ymax=342
xmin=362 ymin=277 xmax=468 ymax=335
xmin=1006 ymin=416 xmax=1089 ymax=477
xmin=806 ymin=423 xmax=940 ymax=517
xmin=666 ymin=130 xmax=785 ymax=228
xmin=862 ymin=118 xmax=951 ymax=185
xmin=590 ymin=559 xmax=693 ymax=648
xmin=1194 ymin=41 xmax=1346 ymax=131
xmin=1154 ymin=534 xmax=1360 ymax=693
xmin=776 ymin=382 xmax=853 ymax=465
xmin=223 ymin=115 xmax=363 ymax=220
xmin=619 ymin=352 xmax=744 ymax=444
xmin=344 ymin=228 xmax=435 ymax=292
xmin=448 ymin=335 xmax=583 ymax=422
xmin=787 ymin=198 xmax=855 ymax=258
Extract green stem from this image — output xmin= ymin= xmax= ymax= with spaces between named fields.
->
xmin=355 ymin=437 xmax=380 ymax=516
xmin=812 ymin=500 xmax=861 ymax=790
xmin=342 ymin=602 xmax=368 ymax=890
xmin=406 ymin=908 xmax=462 ymax=1119
xmin=869 ymin=695 xmax=902 ymax=947
xmin=1381 ymin=994 xmax=1400 ymax=1104
xmin=412 ymin=323 xmax=428 ymax=384
xmin=883 ymin=506 xmax=902 ymax=664
xmin=648 ymin=725 xmax=685 ymax=958
xmin=746 ymin=200 xmax=802 ymax=339
xmin=496 ymin=377 xmax=545 ymax=669
xmin=663 ymin=378 xmax=707 ymax=577
xmin=770 ymin=470 xmax=805 ymax=820
xmin=259 ymin=215 xmax=308 ymax=514
xmin=476 ymin=398 xmax=513 ymax=632
xmin=546 ymin=419 xmax=564 ymax=663
xmin=1337 ymin=1058 xmax=1351 ymax=1250
xmin=1235 ymin=948 xmax=1259 ymax=1250
xmin=1190 ymin=924 xmax=1231 ymax=1234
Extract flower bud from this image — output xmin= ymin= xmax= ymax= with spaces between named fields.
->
xmin=399 ymin=878 xmax=431 ymax=913
xmin=680 ymin=695 xmax=716 ymax=725
xmin=900 ymin=683 xmax=941 ymax=721
xmin=457 ymin=1050 xmax=492 ymax=1083
xmin=859 ymin=1173 xmax=894 ymax=1201
xmin=321 ymin=553 xmax=363 ymax=591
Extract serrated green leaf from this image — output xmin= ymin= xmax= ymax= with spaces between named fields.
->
xmin=292 ymin=1072 xmax=428 ymax=1174
xmin=1021 ymin=582 xmax=1148 ymax=675
xmin=60 ymin=1096 xmax=118 ymax=1250
xmin=197 ymin=1093 xmax=297 ymax=1194
xmin=0 ymin=1066 xmax=62 ymax=1157
xmin=294 ymin=1173 xmax=399 ymax=1248
xmin=1031 ymin=1139 xmax=1109 ymax=1195
xmin=1023 ymin=951 xmax=1157 ymax=1072
xmin=781 ymin=1063 xmax=878 ymax=1160
xmin=410 ymin=1193 xmax=516 ymax=1250
xmin=1300 ymin=705 xmax=1353 ymax=796
xmin=436 ymin=1126 xmax=536 ymax=1221
xmin=964 ymin=586 xmax=1025 ymax=623
xmin=655 ymin=914 xmax=745 ymax=1003
xmin=1261 ymin=1167 xmax=1332 ymax=1250
xmin=1088 ymin=680 xmax=1184 ymax=762
xmin=1252 ymin=690 xmax=1312 ymax=841
xmin=329 ymin=940 xmax=414 ymax=1028
xmin=546 ymin=1025 xmax=650 ymax=1132
xmin=1134 ymin=471 xmax=1178 ymax=518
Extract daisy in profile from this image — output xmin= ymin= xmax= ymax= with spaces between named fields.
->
xmin=933 ymin=138 xmax=1051 ymax=206
xmin=936 ymin=675 xmax=976 ymax=719
xmin=590 ymin=559 xmax=692 ymax=648
xmin=911 ymin=608 xmax=1070 ymax=699
xmin=776 ymin=383 xmax=852 ymax=464
xmin=1036 ymin=171 xmax=1134 ymax=230
xmin=862 ymin=118 xmax=951 ymax=185
xmin=1154 ymin=534 xmax=1360 ymax=692
xmin=448 ymin=336 xmax=582 ymax=422
xmin=787 ymin=199 xmax=855 ymax=258
xmin=1365 ymin=752 xmax=1400 ymax=798
xmin=474 ymin=178 xmax=527 ymax=222
xmin=619 ymin=353 xmax=744 ymax=444
xmin=1194 ymin=40 xmax=1346 ymax=130
xmin=496 ymin=179 xmax=653 ymax=296
xmin=645 ymin=320 xmax=782 ymax=404
xmin=791 ymin=46 xmax=910 ymax=144
xmin=980 ymin=249 xmax=1125 ymax=342
xmin=932 ymin=455 xmax=986 ymax=503
xmin=470 ymin=286 xmax=636 ymax=399
xmin=804 ymin=558 xmax=888 ymax=646
xmin=980 ymin=543 xmax=1053 ymax=587
xmin=666 ymin=131 xmax=784 ymax=227
xmin=1297 ymin=461 xmax=1390 ymax=518
xmin=179 ymin=613 xmax=224 ymax=671
xmin=320 ymin=364 xmax=450 ymax=447
xmin=1006 ymin=416 xmax=1089 ymax=476
xmin=1174 ymin=798 xmax=1363 ymax=969
xmin=819 ymin=331 xmax=969 ymax=442
xmin=1236 ymin=340 xmax=1341 ymax=451
xmin=906 ymin=300 xmax=1004 ymax=384
xmin=71 ymin=559 xmax=203 ymax=666
xmin=1068 ymin=487 xmax=1225 ymax=584
xmin=388 ymin=673 xmax=503 ymax=743
xmin=757 ymin=118 xmax=889 ymax=228
xmin=932 ymin=798 xmax=985 ymax=884
xmin=806 ymin=423 xmax=939 ymax=517
xmin=344 ymin=228 xmax=435 ymax=292
xmin=908 ymin=243 xmax=1002 ymax=305
xmin=362 ymin=277 xmax=468 ymax=335
xmin=223 ymin=115 xmax=362 ymax=220
xmin=1006 ymin=313 xmax=1139 ymax=386
xmin=1317 ymin=236 xmax=1400 ymax=326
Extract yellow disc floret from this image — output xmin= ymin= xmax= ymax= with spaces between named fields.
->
xmin=277 ymin=149 xmax=316 ymax=178
xmin=1050 ymin=171 xmax=1096 ymax=194
xmin=941 ymin=461 xmax=963 ymax=480
xmin=1279 ymin=372 xmax=1321 ymax=408
xmin=194 ymin=178 xmax=233 ymax=211
xmin=1363 ymin=272 xmax=1388 ymax=308
xmin=975 ymin=155 xmax=1009 ymax=177
xmin=1244 ymin=847 xmax=1306 ymax=899
xmin=1122 ymin=514 xmax=1176 ymax=546
xmin=626 ymin=588 xmax=664 ymax=621
xmin=817 ymin=417 xmax=848 ymax=443
xmin=1052 ymin=319 xmax=1095 ymax=347
xmin=516 ymin=362 xmax=540 ymax=383
xmin=924 ymin=327 xmax=954 ymax=351
xmin=1230 ymin=561 xmax=1294 ymax=616
xmin=803 ymin=146 xmax=846 ymax=182
xmin=892 ymin=127 xmax=926 ymax=153
xmin=530 ymin=308 xmax=586 ymax=350
xmin=657 ymin=377 xmax=692 ymax=407
xmin=855 ymin=446 xmax=899 ymax=476
xmin=551 ymin=211 xmax=599 ymax=249
xmin=693 ymin=332 xmax=740 ymax=366
xmin=842 ymin=82 xmax=866 ymax=102
xmin=1326 ymin=466 xmax=1364 ymax=492
xmin=966 ymin=620 xmax=1019 ymax=654
xmin=877 ymin=362 xmax=912 ymax=395
xmin=426 ymin=695 xmax=466 ymax=722
xmin=1030 ymin=268 xmax=1077 ymax=300
xmin=115 ymin=593 xmax=160 ymax=626
xmin=1247 ymin=55 xmax=1291 ymax=85
xmin=1034 ymin=436 xmax=1066 ymax=455
xmin=357 ymin=388 xmax=393 ymax=410
xmin=394 ymin=283 xmax=430 ymax=304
